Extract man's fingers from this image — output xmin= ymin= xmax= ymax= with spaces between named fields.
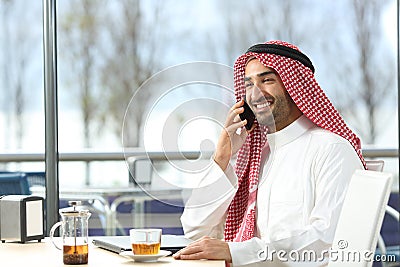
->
xmin=227 ymin=100 xmax=245 ymax=123
xmin=230 ymin=99 xmax=244 ymax=111
xmin=173 ymin=244 xmax=202 ymax=259
xmin=174 ymin=236 xmax=231 ymax=262
xmin=173 ymin=236 xmax=212 ymax=259
xmin=179 ymin=252 xmax=204 ymax=260
xmin=228 ymin=120 xmax=247 ymax=134
xmin=233 ymin=113 xmax=247 ymax=123
xmin=227 ymin=107 xmax=243 ymax=123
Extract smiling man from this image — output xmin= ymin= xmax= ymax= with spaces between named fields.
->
xmin=174 ymin=41 xmax=365 ymax=266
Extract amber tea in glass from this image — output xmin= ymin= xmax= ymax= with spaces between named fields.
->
xmin=131 ymin=242 xmax=161 ymax=255
xmin=130 ymin=228 xmax=162 ymax=255
xmin=63 ymin=244 xmax=89 ymax=264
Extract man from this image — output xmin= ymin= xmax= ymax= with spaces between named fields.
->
xmin=173 ymin=40 xmax=365 ymax=266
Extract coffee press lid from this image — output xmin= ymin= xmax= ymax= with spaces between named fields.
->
xmin=59 ymin=200 xmax=90 ymax=216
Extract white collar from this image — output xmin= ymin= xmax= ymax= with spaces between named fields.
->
xmin=266 ymin=115 xmax=316 ymax=149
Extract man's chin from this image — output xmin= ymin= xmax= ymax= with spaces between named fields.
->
xmin=256 ymin=114 xmax=276 ymax=129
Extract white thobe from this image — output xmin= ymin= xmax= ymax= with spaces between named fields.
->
xmin=180 ymin=115 xmax=364 ymax=266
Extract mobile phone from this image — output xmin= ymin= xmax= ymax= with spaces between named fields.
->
xmin=239 ymin=99 xmax=256 ymax=130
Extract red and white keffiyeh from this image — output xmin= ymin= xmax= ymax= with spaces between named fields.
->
xmin=224 ymin=40 xmax=366 ymax=242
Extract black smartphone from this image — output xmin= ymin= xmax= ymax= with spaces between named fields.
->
xmin=239 ymin=99 xmax=256 ymax=130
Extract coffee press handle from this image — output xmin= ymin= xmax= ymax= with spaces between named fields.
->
xmin=49 ymin=221 xmax=63 ymax=250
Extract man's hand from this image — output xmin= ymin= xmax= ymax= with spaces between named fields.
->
xmin=214 ymin=99 xmax=255 ymax=171
xmin=173 ymin=236 xmax=232 ymax=262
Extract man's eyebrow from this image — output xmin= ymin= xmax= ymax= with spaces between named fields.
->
xmin=244 ymin=71 xmax=275 ymax=82
xmin=258 ymin=71 xmax=275 ymax=77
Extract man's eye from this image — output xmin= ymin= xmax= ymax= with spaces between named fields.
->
xmin=263 ymin=78 xmax=272 ymax=83
xmin=245 ymin=83 xmax=253 ymax=88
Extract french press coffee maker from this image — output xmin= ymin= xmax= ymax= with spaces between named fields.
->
xmin=50 ymin=201 xmax=91 ymax=265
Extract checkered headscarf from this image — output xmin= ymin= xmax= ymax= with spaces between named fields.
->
xmin=224 ymin=40 xmax=365 ymax=242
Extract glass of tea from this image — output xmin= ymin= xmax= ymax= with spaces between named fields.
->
xmin=130 ymin=228 xmax=162 ymax=255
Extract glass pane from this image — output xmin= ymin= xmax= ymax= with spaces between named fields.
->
xmin=1 ymin=0 xmax=397 ymax=237
xmin=0 ymin=0 xmax=45 ymax=171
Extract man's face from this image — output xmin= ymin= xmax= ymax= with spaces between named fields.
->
xmin=244 ymin=59 xmax=302 ymax=131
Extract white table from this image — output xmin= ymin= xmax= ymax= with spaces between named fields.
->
xmin=0 ymin=237 xmax=224 ymax=267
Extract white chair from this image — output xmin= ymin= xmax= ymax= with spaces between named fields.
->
xmin=365 ymin=160 xmax=385 ymax=172
xmin=365 ymin=160 xmax=400 ymax=267
xmin=328 ymin=170 xmax=393 ymax=267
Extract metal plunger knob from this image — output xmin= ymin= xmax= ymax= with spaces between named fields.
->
xmin=68 ymin=201 xmax=82 ymax=208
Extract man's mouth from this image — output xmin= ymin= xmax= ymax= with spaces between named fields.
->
xmin=256 ymin=102 xmax=271 ymax=108
xmin=252 ymin=99 xmax=273 ymax=111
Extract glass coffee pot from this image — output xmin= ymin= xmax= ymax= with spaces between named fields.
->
xmin=50 ymin=201 xmax=91 ymax=265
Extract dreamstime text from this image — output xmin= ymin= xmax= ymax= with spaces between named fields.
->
xmin=257 ymin=241 xmax=397 ymax=263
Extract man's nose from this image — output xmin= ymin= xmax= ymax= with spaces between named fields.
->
xmin=250 ymin=83 xmax=263 ymax=100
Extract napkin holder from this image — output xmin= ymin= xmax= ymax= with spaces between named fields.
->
xmin=0 ymin=195 xmax=45 ymax=243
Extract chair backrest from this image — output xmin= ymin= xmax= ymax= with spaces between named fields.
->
xmin=24 ymin=171 xmax=46 ymax=188
xmin=0 ymin=173 xmax=31 ymax=195
xmin=128 ymin=157 xmax=153 ymax=186
xmin=328 ymin=170 xmax=392 ymax=267
xmin=365 ymin=160 xmax=385 ymax=172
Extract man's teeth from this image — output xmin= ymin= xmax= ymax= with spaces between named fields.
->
xmin=256 ymin=102 xmax=271 ymax=108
